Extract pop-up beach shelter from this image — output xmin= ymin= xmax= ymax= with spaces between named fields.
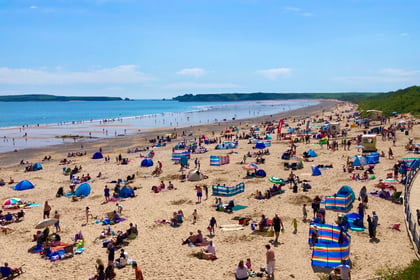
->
xmin=307 ymin=149 xmax=317 ymax=157
xmin=255 ymin=169 xmax=266 ymax=178
xmin=212 ymin=182 xmax=245 ymax=196
xmin=141 ymin=158 xmax=154 ymax=167
xmin=119 ymin=186 xmax=135 ymax=198
xmin=32 ymin=162 xmax=43 ymax=171
xmin=75 ymin=183 xmax=91 ymax=197
xmin=352 ymin=156 xmax=367 ymax=167
xmin=325 ymin=185 xmax=356 ymax=211
xmin=92 ymin=152 xmax=103 ymax=159
xmin=312 ymin=166 xmax=322 ymax=176
xmin=187 ymin=170 xmax=206 ymax=182
xmin=308 ymin=223 xmax=351 ymax=268
xmin=13 ymin=180 xmax=35 ymax=191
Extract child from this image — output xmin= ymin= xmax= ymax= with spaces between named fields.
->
xmin=302 ymin=204 xmax=308 ymax=222
xmin=291 ymin=218 xmax=298 ymax=234
xmin=192 ymin=209 xmax=198 ymax=224
xmin=116 ymin=203 xmax=123 ymax=214
xmin=245 ymin=258 xmax=252 ymax=270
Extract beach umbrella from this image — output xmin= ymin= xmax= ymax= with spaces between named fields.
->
xmin=242 ymin=163 xmax=259 ymax=170
xmin=2 ymin=198 xmax=22 ymax=208
xmin=35 ymin=218 xmax=58 ymax=229
xmin=384 ymin=178 xmax=399 ymax=184
xmin=268 ymin=177 xmax=283 ymax=184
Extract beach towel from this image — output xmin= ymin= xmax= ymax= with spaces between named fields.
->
xmin=231 ymin=205 xmax=248 ymax=211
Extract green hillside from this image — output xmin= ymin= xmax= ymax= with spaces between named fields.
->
xmin=357 ymin=86 xmax=420 ymax=116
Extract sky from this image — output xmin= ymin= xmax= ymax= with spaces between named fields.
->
xmin=0 ymin=0 xmax=419 ymax=99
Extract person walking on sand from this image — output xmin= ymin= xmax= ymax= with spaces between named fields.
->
xmin=196 ymin=185 xmax=202 ymax=203
xmin=265 ymin=244 xmax=275 ymax=279
xmin=203 ymin=185 xmax=208 ymax=200
xmin=192 ymin=209 xmax=198 ymax=224
xmin=302 ymin=204 xmax=308 ymax=222
xmin=291 ymin=218 xmax=298 ymax=234
xmin=85 ymin=207 xmax=93 ymax=224
xmin=272 ymin=214 xmax=284 ymax=243
xmin=43 ymin=201 xmax=52 ymax=219
xmin=208 ymin=217 xmax=217 ymax=236
xmin=104 ymin=185 xmax=110 ymax=202
xmin=54 ymin=210 xmax=61 ymax=232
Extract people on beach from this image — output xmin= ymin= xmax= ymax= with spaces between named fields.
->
xmin=43 ymin=201 xmax=51 ymax=219
xmin=235 ymin=260 xmax=249 ymax=280
xmin=86 ymin=207 xmax=94 ymax=224
xmin=54 ymin=210 xmax=61 ymax=232
xmin=265 ymin=244 xmax=275 ymax=279
xmin=272 ymin=214 xmax=284 ymax=243
xmin=208 ymin=217 xmax=217 ymax=236
xmin=132 ymin=261 xmax=144 ymax=280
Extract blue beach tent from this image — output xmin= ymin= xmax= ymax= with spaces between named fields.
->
xmin=33 ymin=162 xmax=43 ymax=171
xmin=307 ymin=149 xmax=317 ymax=157
xmin=141 ymin=158 xmax=154 ymax=167
xmin=312 ymin=166 xmax=322 ymax=176
xmin=92 ymin=152 xmax=103 ymax=159
xmin=255 ymin=169 xmax=266 ymax=178
xmin=13 ymin=180 xmax=35 ymax=191
xmin=75 ymin=183 xmax=91 ymax=197
xmin=119 ymin=186 xmax=135 ymax=198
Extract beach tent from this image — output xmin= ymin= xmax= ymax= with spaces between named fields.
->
xmin=311 ymin=166 xmax=322 ymax=176
xmin=210 ymin=155 xmax=230 ymax=166
xmin=140 ymin=158 xmax=154 ymax=167
xmin=255 ymin=142 xmax=266 ymax=149
xmin=325 ymin=185 xmax=356 ymax=212
xmin=172 ymin=151 xmax=190 ymax=162
xmin=187 ymin=170 xmax=206 ymax=182
xmin=212 ymin=182 xmax=245 ymax=196
xmin=344 ymin=213 xmax=365 ymax=232
xmin=307 ymin=149 xmax=317 ymax=157
xmin=75 ymin=183 xmax=91 ymax=197
xmin=215 ymin=141 xmax=238 ymax=150
xmin=33 ymin=162 xmax=43 ymax=171
xmin=308 ymin=223 xmax=351 ymax=268
xmin=119 ymin=186 xmax=135 ymax=198
xmin=13 ymin=180 xmax=35 ymax=191
xmin=255 ymin=169 xmax=266 ymax=178
xmin=352 ymin=156 xmax=367 ymax=167
xmin=366 ymin=152 xmax=380 ymax=164
xmin=2 ymin=198 xmax=23 ymax=209
xmin=92 ymin=152 xmax=103 ymax=159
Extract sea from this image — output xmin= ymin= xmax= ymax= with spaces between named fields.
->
xmin=0 ymin=99 xmax=318 ymax=153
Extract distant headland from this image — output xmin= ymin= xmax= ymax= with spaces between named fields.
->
xmin=0 ymin=94 xmax=126 ymax=102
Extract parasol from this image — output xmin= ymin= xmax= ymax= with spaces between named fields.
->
xmin=35 ymin=218 xmax=58 ymax=229
xmin=268 ymin=177 xmax=283 ymax=184
xmin=242 ymin=163 xmax=259 ymax=170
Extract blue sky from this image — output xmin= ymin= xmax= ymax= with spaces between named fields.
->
xmin=0 ymin=0 xmax=419 ymax=99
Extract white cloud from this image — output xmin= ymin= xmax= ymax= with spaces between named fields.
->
xmin=380 ymin=68 xmax=419 ymax=76
xmin=336 ymin=68 xmax=420 ymax=83
xmin=30 ymin=6 xmax=38 ymax=9
xmin=284 ymin=7 xmax=313 ymax=16
xmin=257 ymin=68 xmax=292 ymax=80
xmin=165 ymin=82 xmax=239 ymax=89
xmin=176 ymin=68 xmax=206 ymax=78
xmin=400 ymin=32 xmax=408 ymax=37
xmin=0 ymin=65 xmax=151 ymax=85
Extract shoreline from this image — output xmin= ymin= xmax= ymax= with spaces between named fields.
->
xmin=0 ymin=99 xmax=336 ymax=166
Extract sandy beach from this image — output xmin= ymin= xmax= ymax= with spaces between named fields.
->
xmin=0 ymin=99 xmax=418 ymax=280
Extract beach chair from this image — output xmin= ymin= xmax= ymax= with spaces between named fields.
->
xmin=62 ymin=244 xmax=74 ymax=259
xmin=390 ymin=191 xmax=403 ymax=204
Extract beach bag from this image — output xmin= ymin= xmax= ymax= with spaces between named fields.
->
xmin=267 ymin=228 xmax=274 ymax=237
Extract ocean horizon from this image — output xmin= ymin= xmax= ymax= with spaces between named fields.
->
xmin=0 ymin=99 xmax=318 ymax=153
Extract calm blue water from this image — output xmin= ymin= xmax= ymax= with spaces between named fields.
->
xmin=0 ymin=99 xmax=317 ymax=128
xmin=0 ymin=99 xmax=318 ymax=153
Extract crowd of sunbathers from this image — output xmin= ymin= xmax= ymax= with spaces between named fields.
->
xmin=0 ymin=209 xmax=25 ymax=226
xmin=151 ymin=180 xmax=174 ymax=193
